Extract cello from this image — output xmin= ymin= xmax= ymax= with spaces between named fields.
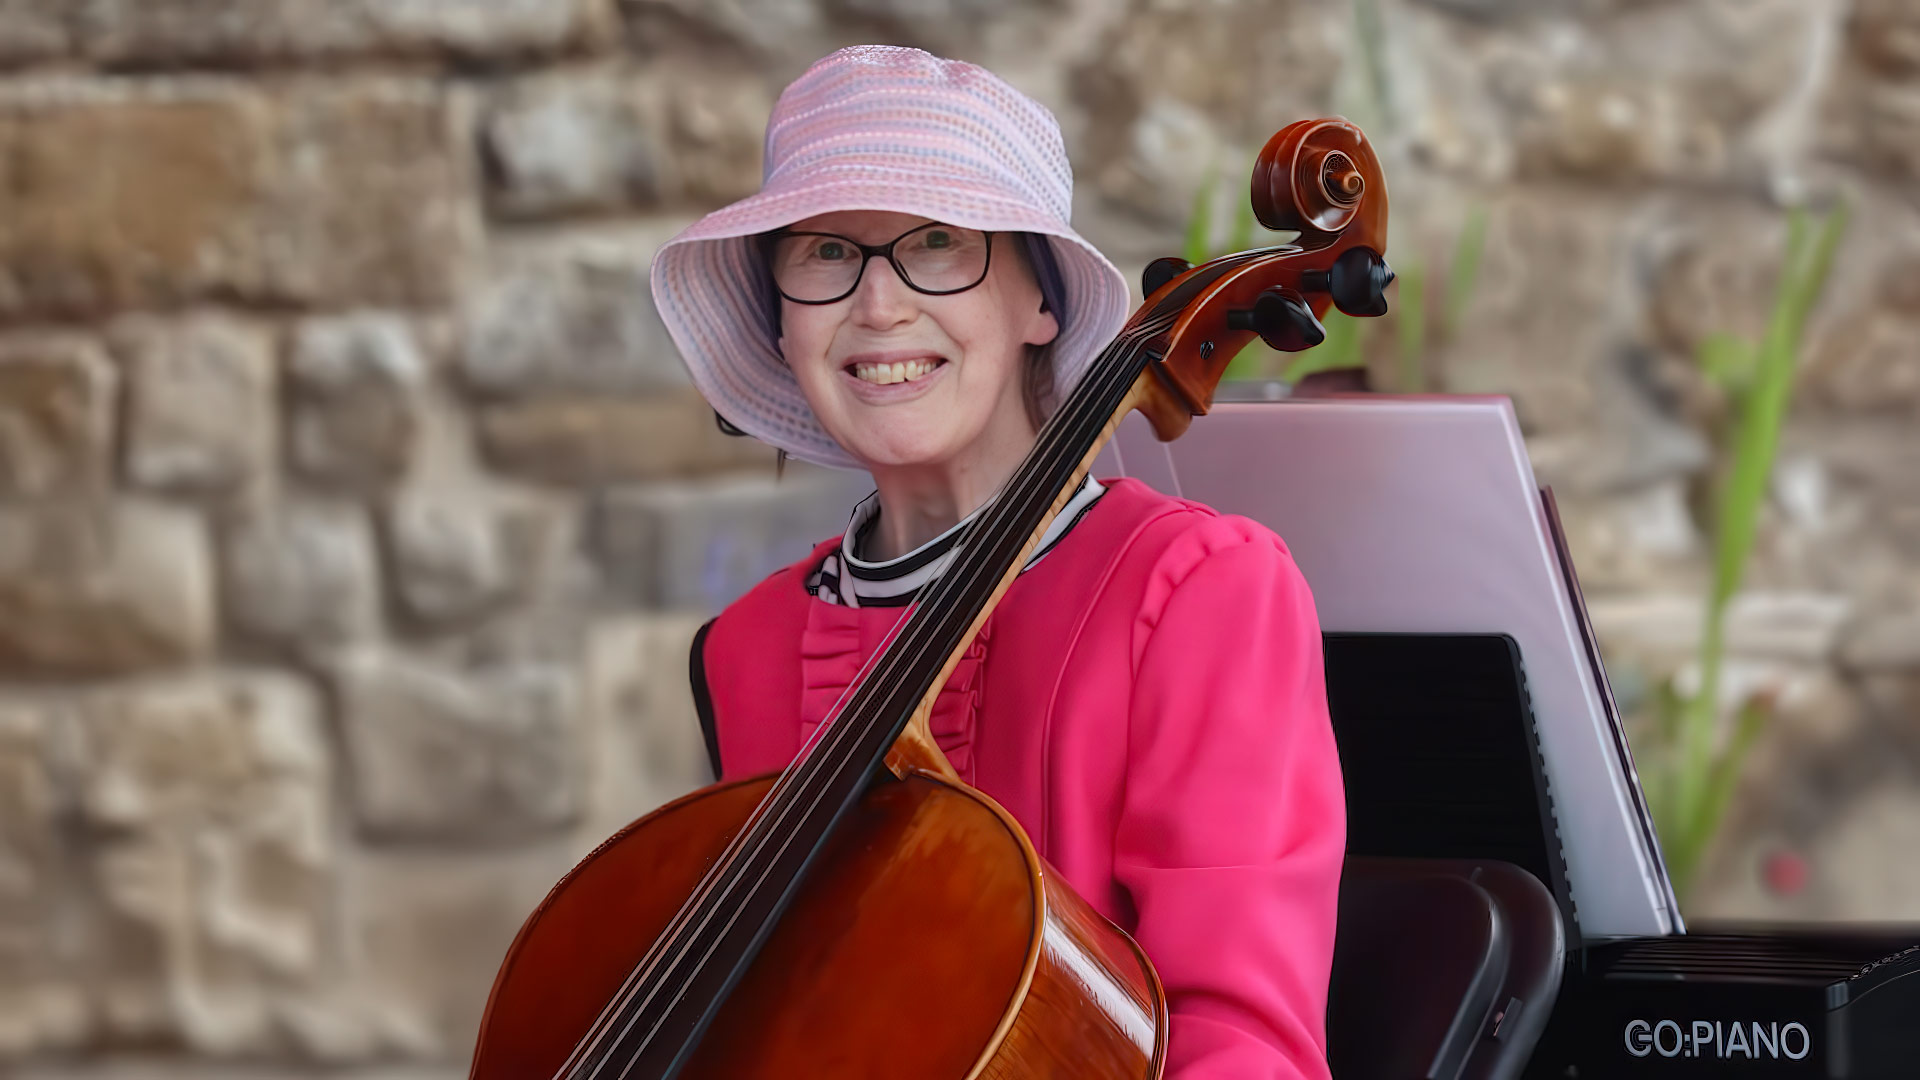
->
xmin=470 ymin=117 xmax=1391 ymax=1080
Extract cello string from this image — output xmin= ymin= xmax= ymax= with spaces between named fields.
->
xmin=566 ymin=318 xmax=1163 ymax=1080
xmin=579 ymin=310 xmax=1175 ymax=1077
xmin=567 ymin=317 xmax=1163 ymax=1079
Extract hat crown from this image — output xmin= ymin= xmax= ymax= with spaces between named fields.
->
xmin=762 ymin=45 xmax=1074 ymax=225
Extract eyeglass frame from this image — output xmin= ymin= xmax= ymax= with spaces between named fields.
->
xmin=759 ymin=221 xmax=999 ymax=306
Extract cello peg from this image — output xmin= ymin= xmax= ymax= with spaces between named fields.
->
xmin=1142 ymin=256 xmax=1191 ymax=297
xmin=1329 ymin=246 xmax=1393 ymax=317
xmin=1226 ymin=287 xmax=1326 ymax=352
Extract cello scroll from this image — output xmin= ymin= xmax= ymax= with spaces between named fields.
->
xmin=1131 ymin=117 xmax=1393 ymax=441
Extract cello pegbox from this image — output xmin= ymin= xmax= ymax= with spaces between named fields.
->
xmin=1129 ymin=117 xmax=1392 ymax=442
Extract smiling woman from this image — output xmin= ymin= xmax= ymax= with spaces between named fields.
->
xmin=633 ymin=43 xmax=1345 ymax=1080
xmin=767 ymin=211 xmax=1059 ymax=557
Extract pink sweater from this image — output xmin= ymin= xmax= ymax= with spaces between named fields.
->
xmin=698 ymin=477 xmax=1344 ymax=1079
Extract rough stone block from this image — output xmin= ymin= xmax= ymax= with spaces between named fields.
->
xmin=1439 ymin=191 xmax=1623 ymax=434
xmin=0 ymin=500 xmax=215 ymax=676
xmin=1857 ymin=82 xmax=1920 ymax=183
xmin=1589 ymin=590 xmax=1854 ymax=664
xmin=1076 ymin=0 xmax=1344 ymax=216
xmin=579 ymin=614 xmax=712 ymax=845
xmin=482 ymin=63 xmax=767 ymax=219
xmin=481 ymin=72 xmax=660 ymax=218
xmin=593 ymin=465 xmax=873 ymax=611
xmin=1839 ymin=612 xmax=1920 ymax=672
xmin=288 ymin=313 xmax=428 ymax=488
xmin=459 ymin=225 xmax=687 ymax=396
xmin=383 ymin=489 xmax=565 ymax=629
xmin=71 ymin=671 xmax=335 ymax=1054
xmin=1512 ymin=77 xmax=1727 ymax=185
xmin=1534 ymin=479 xmax=1698 ymax=592
xmin=1806 ymin=308 xmax=1920 ymax=416
xmin=1498 ymin=0 xmax=1825 ymax=186
xmin=0 ymin=699 xmax=87 ymax=1054
xmin=1850 ymin=0 xmax=1920 ymax=76
xmin=334 ymin=649 xmax=583 ymax=841
xmin=258 ymin=81 xmax=477 ymax=308
xmin=1524 ymin=390 xmax=1711 ymax=497
xmin=76 ymin=0 xmax=618 ymax=65
xmin=0 ymin=332 xmax=115 ymax=499
xmin=221 ymin=500 xmax=380 ymax=654
xmin=347 ymin=849 xmax=575 ymax=1061
xmin=620 ymin=0 xmax=824 ymax=64
xmin=0 ymin=79 xmax=472 ymax=318
xmin=0 ymin=0 xmax=69 ymax=65
xmin=112 ymin=313 xmax=276 ymax=493
xmin=477 ymin=390 xmax=771 ymax=486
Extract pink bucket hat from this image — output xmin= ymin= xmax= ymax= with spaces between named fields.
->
xmin=648 ymin=44 xmax=1131 ymax=470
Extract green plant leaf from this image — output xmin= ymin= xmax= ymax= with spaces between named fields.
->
xmin=1442 ymin=203 xmax=1489 ymax=338
xmin=1222 ymin=340 xmax=1275 ymax=381
xmin=1228 ymin=171 xmax=1259 ymax=254
xmin=1655 ymin=200 xmax=1848 ymax=909
xmin=1669 ymin=691 xmax=1771 ymax=902
xmin=1700 ymin=695 xmax=1772 ymax=845
xmin=1183 ymin=161 xmax=1219 ymax=267
xmin=1395 ymin=259 xmax=1427 ymax=392
xmin=1709 ymin=203 xmax=1847 ymax=620
xmin=1697 ymin=331 xmax=1758 ymax=393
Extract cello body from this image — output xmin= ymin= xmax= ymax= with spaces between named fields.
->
xmin=470 ymin=770 xmax=1167 ymax=1079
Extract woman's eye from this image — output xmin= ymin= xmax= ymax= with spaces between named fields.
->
xmin=816 ymin=241 xmax=848 ymax=260
xmin=923 ymin=230 xmax=952 ymax=249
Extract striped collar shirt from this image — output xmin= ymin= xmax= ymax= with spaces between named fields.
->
xmin=807 ymin=476 xmax=1106 ymax=608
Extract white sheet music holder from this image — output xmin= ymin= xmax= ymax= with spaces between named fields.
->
xmin=1093 ymin=395 xmax=1683 ymax=940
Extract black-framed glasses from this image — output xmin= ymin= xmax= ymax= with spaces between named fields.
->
xmin=763 ymin=222 xmax=996 ymax=304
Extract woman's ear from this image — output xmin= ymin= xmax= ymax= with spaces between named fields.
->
xmin=1023 ymin=296 xmax=1060 ymax=349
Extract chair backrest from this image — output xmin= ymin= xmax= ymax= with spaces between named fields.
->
xmin=1328 ymin=856 xmax=1565 ymax=1080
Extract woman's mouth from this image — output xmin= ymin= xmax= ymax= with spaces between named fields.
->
xmin=848 ymin=357 xmax=945 ymax=385
xmin=839 ymin=354 xmax=949 ymax=404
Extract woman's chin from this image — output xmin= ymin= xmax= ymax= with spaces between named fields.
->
xmin=833 ymin=423 xmax=970 ymax=471
xmin=846 ymin=438 xmax=960 ymax=471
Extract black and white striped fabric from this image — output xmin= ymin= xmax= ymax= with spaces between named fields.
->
xmin=807 ymin=476 xmax=1106 ymax=608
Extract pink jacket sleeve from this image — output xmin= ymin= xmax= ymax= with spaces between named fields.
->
xmin=1118 ymin=516 xmax=1345 ymax=1080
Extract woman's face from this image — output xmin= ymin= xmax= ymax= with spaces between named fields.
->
xmin=774 ymin=210 xmax=1059 ymax=471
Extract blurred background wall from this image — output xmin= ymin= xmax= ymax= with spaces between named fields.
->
xmin=0 ymin=0 xmax=1914 ymax=1075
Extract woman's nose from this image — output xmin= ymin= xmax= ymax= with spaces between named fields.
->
xmin=848 ymin=255 xmax=917 ymax=328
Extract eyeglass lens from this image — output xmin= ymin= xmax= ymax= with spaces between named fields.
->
xmin=770 ymin=223 xmax=991 ymax=303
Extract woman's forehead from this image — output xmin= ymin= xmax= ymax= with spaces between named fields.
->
xmin=784 ymin=209 xmax=937 ymax=239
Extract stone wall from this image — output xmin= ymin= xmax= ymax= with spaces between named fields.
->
xmin=0 ymin=0 xmax=1915 ymax=1074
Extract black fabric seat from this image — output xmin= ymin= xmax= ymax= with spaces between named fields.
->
xmin=1328 ymin=856 xmax=1564 ymax=1080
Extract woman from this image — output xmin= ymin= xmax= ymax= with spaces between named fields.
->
xmin=650 ymin=45 xmax=1344 ymax=1080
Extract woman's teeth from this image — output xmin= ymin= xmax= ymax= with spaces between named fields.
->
xmin=851 ymin=358 xmax=940 ymax=385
